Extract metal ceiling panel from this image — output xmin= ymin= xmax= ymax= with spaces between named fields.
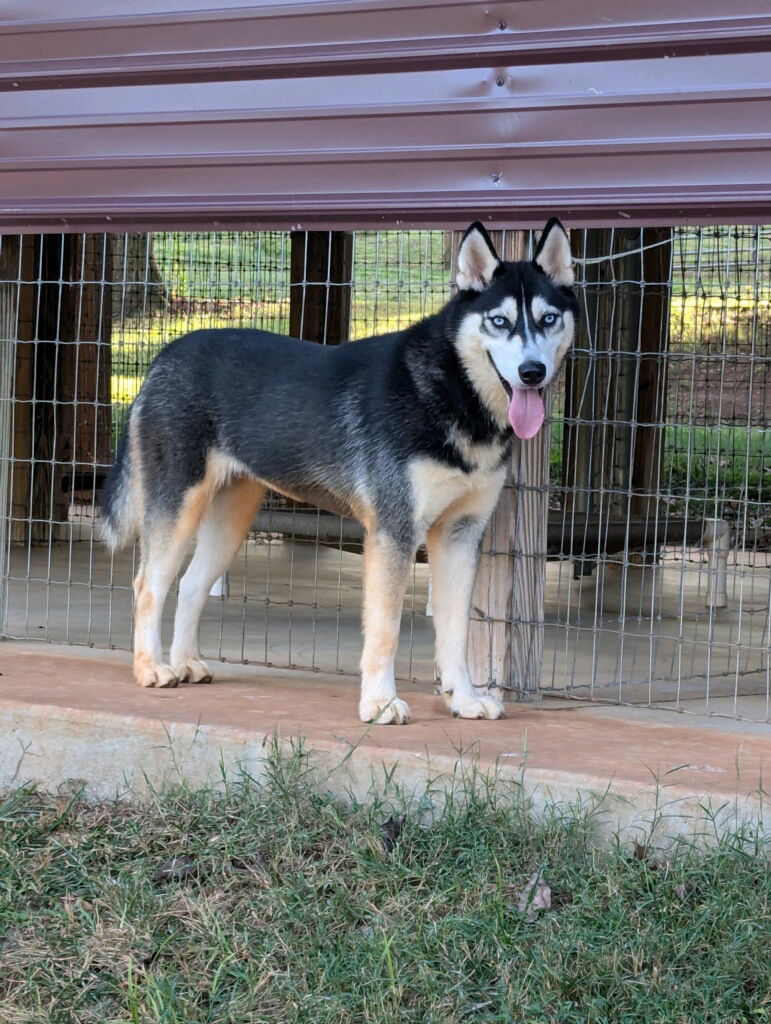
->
xmin=0 ymin=1 xmax=769 ymax=231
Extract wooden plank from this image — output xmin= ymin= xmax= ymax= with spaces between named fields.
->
xmin=0 ymin=237 xmax=21 ymax=609
xmin=631 ymin=228 xmax=671 ymax=519
xmin=508 ymin=395 xmax=552 ymax=698
xmin=27 ymin=234 xmax=68 ymax=543
xmin=8 ymin=236 xmax=36 ymax=544
xmin=462 ymin=229 xmax=552 ymax=699
xmin=10 ymin=233 xmax=113 ymax=545
xmin=564 ymin=228 xmax=670 ymax=551
xmin=289 ymin=231 xmax=352 ymax=344
xmin=58 ymin=234 xmax=113 ymax=492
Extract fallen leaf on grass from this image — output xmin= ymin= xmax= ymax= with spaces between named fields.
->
xmin=379 ymin=816 xmax=404 ymax=853
xmin=516 ymin=871 xmax=551 ymax=922
xmin=633 ymin=841 xmax=669 ymax=872
xmin=227 ymin=853 xmax=270 ymax=879
xmin=153 ymin=854 xmax=198 ymax=884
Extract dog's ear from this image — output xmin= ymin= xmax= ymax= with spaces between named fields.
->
xmin=533 ymin=218 xmax=574 ymax=287
xmin=456 ymin=222 xmax=501 ymax=292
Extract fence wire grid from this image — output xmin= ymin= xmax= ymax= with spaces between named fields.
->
xmin=0 ymin=225 xmax=769 ymax=721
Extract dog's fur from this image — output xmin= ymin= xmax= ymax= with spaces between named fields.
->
xmin=102 ymin=220 xmax=578 ymax=723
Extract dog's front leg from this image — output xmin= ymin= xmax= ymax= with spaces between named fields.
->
xmin=359 ymin=531 xmax=414 ymax=725
xmin=427 ymin=513 xmax=505 ymax=720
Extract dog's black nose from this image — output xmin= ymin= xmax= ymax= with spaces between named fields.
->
xmin=518 ymin=360 xmax=546 ymax=386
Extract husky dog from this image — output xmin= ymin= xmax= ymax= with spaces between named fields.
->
xmin=102 ymin=219 xmax=577 ymax=724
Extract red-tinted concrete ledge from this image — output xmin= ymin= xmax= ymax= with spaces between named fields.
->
xmin=1 ymin=641 xmax=768 ymax=843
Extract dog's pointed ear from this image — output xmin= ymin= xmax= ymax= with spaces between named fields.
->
xmin=533 ymin=218 xmax=574 ymax=286
xmin=456 ymin=222 xmax=501 ymax=292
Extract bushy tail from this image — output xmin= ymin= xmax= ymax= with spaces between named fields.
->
xmin=100 ymin=420 xmax=140 ymax=550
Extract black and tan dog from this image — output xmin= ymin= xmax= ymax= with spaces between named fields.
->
xmin=102 ymin=220 xmax=578 ymax=724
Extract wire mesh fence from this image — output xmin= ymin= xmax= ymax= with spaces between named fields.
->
xmin=0 ymin=224 xmax=768 ymax=720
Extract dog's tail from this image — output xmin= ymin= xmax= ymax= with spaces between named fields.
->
xmin=100 ymin=407 xmax=141 ymax=550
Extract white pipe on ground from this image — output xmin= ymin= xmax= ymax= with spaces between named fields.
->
xmin=703 ymin=518 xmax=730 ymax=609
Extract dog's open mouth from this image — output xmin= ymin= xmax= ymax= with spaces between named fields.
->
xmin=488 ymin=355 xmax=545 ymax=440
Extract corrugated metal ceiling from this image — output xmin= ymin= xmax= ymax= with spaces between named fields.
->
xmin=1 ymin=1 xmax=770 ymax=231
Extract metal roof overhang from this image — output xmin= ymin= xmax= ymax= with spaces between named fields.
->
xmin=1 ymin=0 xmax=770 ymax=232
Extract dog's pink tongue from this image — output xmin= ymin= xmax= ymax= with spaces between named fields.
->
xmin=508 ymin=389 xmax=545 ymax=440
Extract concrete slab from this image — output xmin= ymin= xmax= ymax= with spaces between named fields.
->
xmin=1 ymin=641 xmax=769 ymax=844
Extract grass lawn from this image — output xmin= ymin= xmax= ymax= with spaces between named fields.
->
xmin=1 ymin=750 xmax=769 ymax=1024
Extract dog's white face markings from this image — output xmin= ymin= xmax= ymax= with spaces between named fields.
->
xmin=456 ymin=313 xmax=510 ymax=427
xmin=531 ymin=294 xmax=576 ymax=365
xmin=486 ymin=289 xmax=573 ymax=390
xmin=483 ymin=296 xmax=518 ymax=333
xmin=457 ymin=296 xmax=576 ymax=429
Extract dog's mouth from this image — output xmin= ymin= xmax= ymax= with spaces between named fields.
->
xmin=488 ymin=354 xmax=512 ymax=398
xmin=487 ymin=354 xmax=545 ymax=440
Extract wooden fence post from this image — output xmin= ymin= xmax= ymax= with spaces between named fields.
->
xmin=456 ymin=229 xmax=553 ymax=700
xmin=289 ymin=232 xmax=353 ymax=344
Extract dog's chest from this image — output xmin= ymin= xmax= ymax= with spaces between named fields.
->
xmin=408 ymin=450 xmax=506 ymax=527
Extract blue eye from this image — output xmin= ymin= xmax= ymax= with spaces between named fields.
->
xmin=542 ymin=313 xmax=558 ymax=327
xmin=490 ymin=315 xmax=509 ymax=330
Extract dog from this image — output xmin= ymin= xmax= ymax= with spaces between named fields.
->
xmin=101 ymin=219 xmax=578 ymax=724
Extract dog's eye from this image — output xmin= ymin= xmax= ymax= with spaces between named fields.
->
xmin=490 ymin=315 xmax=509 ymax=330
xmin=541 ymin=313 xmax=559 ymax=328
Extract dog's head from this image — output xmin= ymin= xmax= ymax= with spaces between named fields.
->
xmin=453 ymin=219 xmax=579 ymax=440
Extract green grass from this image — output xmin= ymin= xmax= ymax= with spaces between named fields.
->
xmin=547 ymin=421 xmax=771 ymax=512
xmin=1 ymin=750 xmax=769 ymax=1024
xmin=664 ymin=425 xmax=771 ymax=509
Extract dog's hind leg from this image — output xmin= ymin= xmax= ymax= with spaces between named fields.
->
xmin=359 ymin=531 xmax=415 ymax=725
xmin=170 ymin=477 xmax=265 ymax=683
xmin=133 ymin=515 xmax=203 ymax=689
xmin=426 ymin=479 xmax=506 ymax=720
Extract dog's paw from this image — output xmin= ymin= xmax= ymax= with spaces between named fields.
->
xmin=359 ymin=697 xmax=411 ymax=725
xmin=172 ymin=657 xmax=213 ymax=684
xmin=134 ymin=659 xmax=178 ymax=689
xmin=450 ymin=694 xmax=505 ymax=720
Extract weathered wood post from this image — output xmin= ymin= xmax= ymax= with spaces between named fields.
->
xmin=0 ymin=237 xmax=21 ymax=625
xmin=563 ymin=228 xmax=671 ymax=565
xmin=8 ymin=234 xmax=112 ymax=546
xmin=59 ymin=233 xmax=113 ymax=514
xmin=289 ymin=231 xmax=353 ymax=344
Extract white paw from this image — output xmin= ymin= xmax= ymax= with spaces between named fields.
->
xmin=359 ymin=697 xmax=411 ymax=725
xmin=172 ymin=657 xmax=213 ymax=684
xmin=450 ymin=694 xmax=505 ymax=720
xmin=134 ymin=659 xmax=178 ymax=689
